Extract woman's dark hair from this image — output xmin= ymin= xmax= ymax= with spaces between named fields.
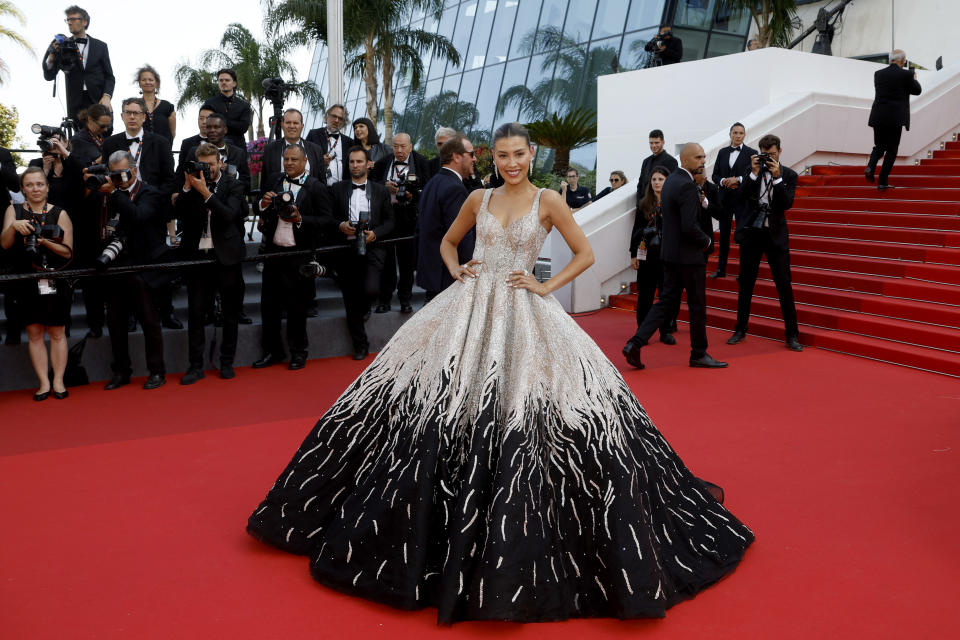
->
xmin=493 ymin=122 xmax=531 ymax=145
xmin=20 ymin=166 xmax=48 ymax=189
xmin=79 ymin=103 xmax=111 ymax=124
xmin=134 ymin=64 xmax=161 ymax=88
xmin=638 ymin=166 xmax=670 ymax=221
xmin=351 ymin=117 xmax=380 ymax=145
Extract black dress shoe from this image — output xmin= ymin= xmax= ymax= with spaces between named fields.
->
xmin=86 ymin=327 xmax=103 ymax=338
xmin=878 ymin=184 xmax=895 ymax=191
xmin=690 ymin=354 xmax=728 ymax=368
xmin=237 ymin=313 xmax=253 ymax=325
xmin=33 ymin=390 xmax=50 ymax=401
xmin=659 ymin=333 xmax=676 ymax=345
xmin=352 ymin=348 xmax=368 ymax=361
xmin=400 ymin=304 xmax=413 ymax=314
xmin=143 ymin=374 xmax=166 ymax=390
xmin=252 ymin=354 xmax=283 ymax=368
xmin=708 ymin=271 xmax=726 ymax=279
xmin=180 ymin=368 xmax=205 ymax=385
xmin=161 ymin=314 xmax=183 ymax=330
xmin=727 ymin=330 xmax=746 ymax=345
xmin=53 ymin=389 xmax=69 ymax=400
xmin=864 ymin=167 xmax=875 ymax=183
xmin=220 ymin=364 xmax=236 ymax=379
xmin=104 ymin=374 xmax=131 ymax=390
xmin=786 ymin=337 xmax=804 ymax=352
xmin=374 ymin=304 xmax=391 ymax=314
xmin=288 ymin=354 xmax=307 ymax=370
xmin=305 ymin=306 xmax=319 ymax=319
xmin=621 ymin=342 xmax=645 ymax=369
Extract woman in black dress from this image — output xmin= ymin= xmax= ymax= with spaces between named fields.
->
xmin=70 ymin=104 xmax=113 ymax=166
xmin=352 ymin=117 xmax=389 ymax=167
xmin=135 ymin=65 xmax=176 ymax=143
xmin=629 ymin=165 xmax=675 ymax=343
xmin=1 ymin=167 xmax=75 ymax=400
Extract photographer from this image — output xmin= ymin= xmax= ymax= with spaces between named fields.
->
xmin=89 ymin=150 xmax=170 ymax=390
xmin=176 ymin=143 xmax=247 ymax=383
xmin=253 ymin=145 xmax=333 ymax=371
xmin=331 ymin=147 xmax=394 ymax=360
xmin=42 ymin=5 xmax=115 ymax=125
xmin=261 ymin=108 xmax=325 ymax=180
xmin=727 ymin=134 xmax=802 ymax=352
xmin=371 ymin=132 xmax=430 ymax=314
xmin=1 ymin=167 xmax=75 ymax=400
xmin=70 ymin=104 xmax=112 ymax=166
xmin=306 ymin=104 xmax=354 ymax=185
xmin=644 ymin=25 xmax=683 ymax=67
xmin=177 ymin=113 xmax=251 ymax=196
xmin=201 ymin=69 xmax=252 ymax=150
xmin=28 ymin=133 xmax=84 ymax=211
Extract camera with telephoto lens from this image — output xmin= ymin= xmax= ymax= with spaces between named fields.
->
xmin=50 ymin=34 xmax=81 ymax=73
xmin=24 ymin=223 xmax=65 ymax=255
xmin=262 ymin=77 xmax=295 ymax=103
xmin=32 ymin=123 xmax=65 ymax=155
xmin=396 ymin=171 xmax=419 ymax=200
xmin=298 ymin=258 xmax=329 ymax=278
xmin=354 ymin=211 xmax=370 ymax=257
xmin=751 ymin=202 xmax=772 ymax=229
xmin=272 ymin=190 xmax=298 ymax=220
xmin=95 ymin=217 xmax=126 ymax=269
xmin=183 ymin=160 xmax=212 ymax=181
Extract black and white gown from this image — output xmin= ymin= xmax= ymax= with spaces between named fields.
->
xmin=248 ymin=188 xmax=754 ymax=623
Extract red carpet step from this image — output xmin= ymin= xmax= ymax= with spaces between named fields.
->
xmin=611 ymin=137 xmax=960 ymax=376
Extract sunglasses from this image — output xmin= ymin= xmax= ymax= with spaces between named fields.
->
xmin=610 ymin=177 xmax=622 ymax=183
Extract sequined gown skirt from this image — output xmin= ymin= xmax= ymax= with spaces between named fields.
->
xmin=247 ymin=189 xmax=753 ymax=623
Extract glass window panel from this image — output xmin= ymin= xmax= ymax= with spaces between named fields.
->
xmin=712 ymin=2 xmax=751 ymax=34
xmin=672 ymin=0 xmax=716 ymax=30
xmin=456 ymin=68 xmax=482 ymax=130
xmin=563 ymin=0 xmax=596 ymax=44
xmin=487 ymin=0 xmax=519 ymax=63
xmin=568 ymin=141 xmax=596 ymax=174
xmin=622 ymin=28 xmax=658 ymax=70
xmin=390 ymin=86 xmax=409 ymax=134
xmin=428 ymin=7 xmax=458 ymax=79
xmin=538 ymin=0 xmax=569 ymax=35
xmin=706 ymin=32 xmax=747 ymax=58
xmin=579 ymin=36 xmax=621 ymax=111
xmin=592 ymin=0 xmax=629 ymax=40
xmin=465 ymin=0 xmax=498 ymax=69
xmin=496 ymin=58 xmax=530 ymax=122
xmin=526 ymin=51 xmax=557 ymax=119
xmin=509 ymin=0 xmax=543 ymax=59
xmin=474 ymin=62 xmax=505 ymax=134
xmin=445 ymin=2 xmax=477 ymax=75
xmin=442 ymin=72 xmax=463 ymax=94
xmin=669 ymin=27 xmax=707 ymax=61
xmin=626 ymin=0 xmax=666 ymax=31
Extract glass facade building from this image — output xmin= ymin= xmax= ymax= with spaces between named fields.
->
xmin=303 ymin=0 xmax=751 ymax=172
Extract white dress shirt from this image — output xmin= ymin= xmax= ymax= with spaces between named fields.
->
xmin=125 ymin=129 xmax=144 ymax=167
xmin=749 ymin=168 xmax=783 ymax=227
xmin=198 ymin=172 xmax=224 ymax=250
xmin=349 ymin=182 xmax=370 ymax=224
xmin=326 ymin=133 xmax=343 ymax=185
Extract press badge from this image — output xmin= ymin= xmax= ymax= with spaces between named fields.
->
xmin=38 ymin=279 xmax=57 ymax=295
xmin=637 ymin=242 xmax=647 ymax=261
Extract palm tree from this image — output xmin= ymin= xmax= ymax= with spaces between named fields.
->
xmin=727 ymin=0 xmax=799 ymax=48
xmin=267 ymin=0 xmax=460 ymax=142
xmin=396 ymin=89 xmax=479 ymax=149
xmin=0 ymin=0 xmax=34 ymax=85
xmin=526 ymin=108 xmax=597 ymax=176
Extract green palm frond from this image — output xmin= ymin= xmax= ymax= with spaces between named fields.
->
xmin=526 ymin=108 xmax=597 ymax=176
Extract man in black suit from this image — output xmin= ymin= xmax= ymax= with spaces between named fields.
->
xmin=710 ymin=122 xmax=756 ymax=278
xmin=42 ymin=5 xmax=115 ymax=125
xmin=644 ymin=25 xmax=683 ymax=66
xmin=201 ymin=69 xmax=252 ymax=150
xmin=177 ymin=107 xmax=213 ymax=163
xmin=330 ymin=147 xmax=395 ymax=360
xmin=92 ymin=151 xmax=169 ymax=390
xmin=727 ymin=134 xmax=802 ymax=352
xmin=636 ymin=129 xmax=678 ymax=202
xmin=866 ymin=49 xmax=922 ymax=190
xmin=623 ymin=143 xmax=727 ymax=370
xmin=175 ymin=143 xmax=248 ymax=384
xmin=306 ymin=104 xmax=354 ymax=185
xmin=371 ymin=132 xmax=431 ymax=313
xmin=253 ymin=146 xmax=333 ymax=370
xmin=261 ymin=109 xmax=325 ymax=180
xmin=416 ymin=134 xmax=476 ymax=302
xmin=176 ymin=113 xmax=250 ymax=195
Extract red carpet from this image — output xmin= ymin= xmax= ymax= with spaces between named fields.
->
xmin=610 ymin=145 xmax=960 ymax=376
xmin=1 ymin=309 xmax=958 ymax=639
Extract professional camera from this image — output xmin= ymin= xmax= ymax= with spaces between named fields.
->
xmin=96 ymin=218 xmax=126 ymax=269
xmin=262 ymin=77 xmax=295 ymax=103
xmin=84 ymin=163 xmax=112 ymax=189
xmin=756 ymin=152 xmax=773 ymax=173
xmin=24 ymin=223 xmax=65 ymax=255
xmin=641 ymin=221 xmax=661 ymax=250
xmin=645 ymin=36 xmax=666 ymax=52
xmin=49 ymin=34 xmax=82 ymax=73
xmin=298 ymin=259 xmax=329 ymax=278
xmin=395 ymin=172 xmax=419 ymax=200
xmin=750 ymin=202 xmax=772 ymax=229
xmin=354 ymin=211 xmax=370 ymax=257
xmin=32 ymin=123 xmax=66 ymax=154
xmin=272 ymin=190 xmax=298 ymax=220
xmin=183 ymin=160 xmax=212 ymax=181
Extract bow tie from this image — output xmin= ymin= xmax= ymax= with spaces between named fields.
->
xmin=328 ymin=133 xmax=340 ymax=140
xmin=286 ymin=176 xmax=306 ymax=186
xmin=731 ymin=145 xmax=741 ymax=151
xmin=352 ymin=183 xmax=367 ymax=190
xmin=74 ymin=37 xmax=88 ymax=44
xmin=127 ymin=137 xmax=141 ymax=146
xmin=394 ymin=161 xmax=407 ymax=166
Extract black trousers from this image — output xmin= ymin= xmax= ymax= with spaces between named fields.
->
xmin=630 ymin=262 xmax=707 ymax=359
xmin=868 ymin=125 xmax=903 ymax=186
xmin=378 ymin=241 xmax=416 ymax=306
xmin=82 ymin=277 xmax=107 ymax=331
xmin=734 ymin=231 xmax=799 ymax=339
xmin=716 ymin=206 xmax=734 ymax=274
xmin=335 ymin=247 xmax=387 ymax=351
xmin=261 ymin=254 xmax=314 ymax=359
xmin=634 ymin=253 xmax=673 ymax=336
xmin=186 ymin=260 xmax=243 ymax=368
xmin=107 ymin=273 xmax=165 ymax=376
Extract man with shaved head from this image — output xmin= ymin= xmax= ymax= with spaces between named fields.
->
xmin=623 ymin=143 xmax=727 ymax=370
xmin=866 ymin=49 xmax=922 ymax=190
xmin=371 ymin=131 xmax=432 ymax=313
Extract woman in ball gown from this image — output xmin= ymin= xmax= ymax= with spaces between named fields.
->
xmin=248 ymin=123 xmax=753 ymax=624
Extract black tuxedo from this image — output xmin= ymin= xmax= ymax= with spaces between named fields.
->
xmin=867 ymin=64 xmax=922 ymax=186
xmin=636 ymin=151 xmax=678 ymax=204
xmin=305 ymin=129 xmax=355 ymax=183
xmin=628 ymin=169 xmax=713 ymax=359
xmin=42 ymin=35 xmax=115 ymax=122
xmin=733 ymin=165 xmax=800 ymax=340
xmin=201 ymin=93 xmax=252 ymax=149
xmin=329 ymin=179 xmax=394 ymax=351
xmin=416 ymin=168 xmax=474 ymax=295
xmin=261 ymin=139 xmax=326 ymax=183
xmin=178 ymin=142 xmax=251 ymax=195
xmin=258 ymin=172 xmax=334 ymax=360
xmin=101 ymin=131 xmax=175 ymax=196
xmin=711 ymin=144 xmax=756 ymax=273
xmin=179 ymin=134 xmax=204 ymax=161
xmin=176 ymin=173 xmax=247 ymax=368
xmin=371 ymin=151 xmax=431 ymax=307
